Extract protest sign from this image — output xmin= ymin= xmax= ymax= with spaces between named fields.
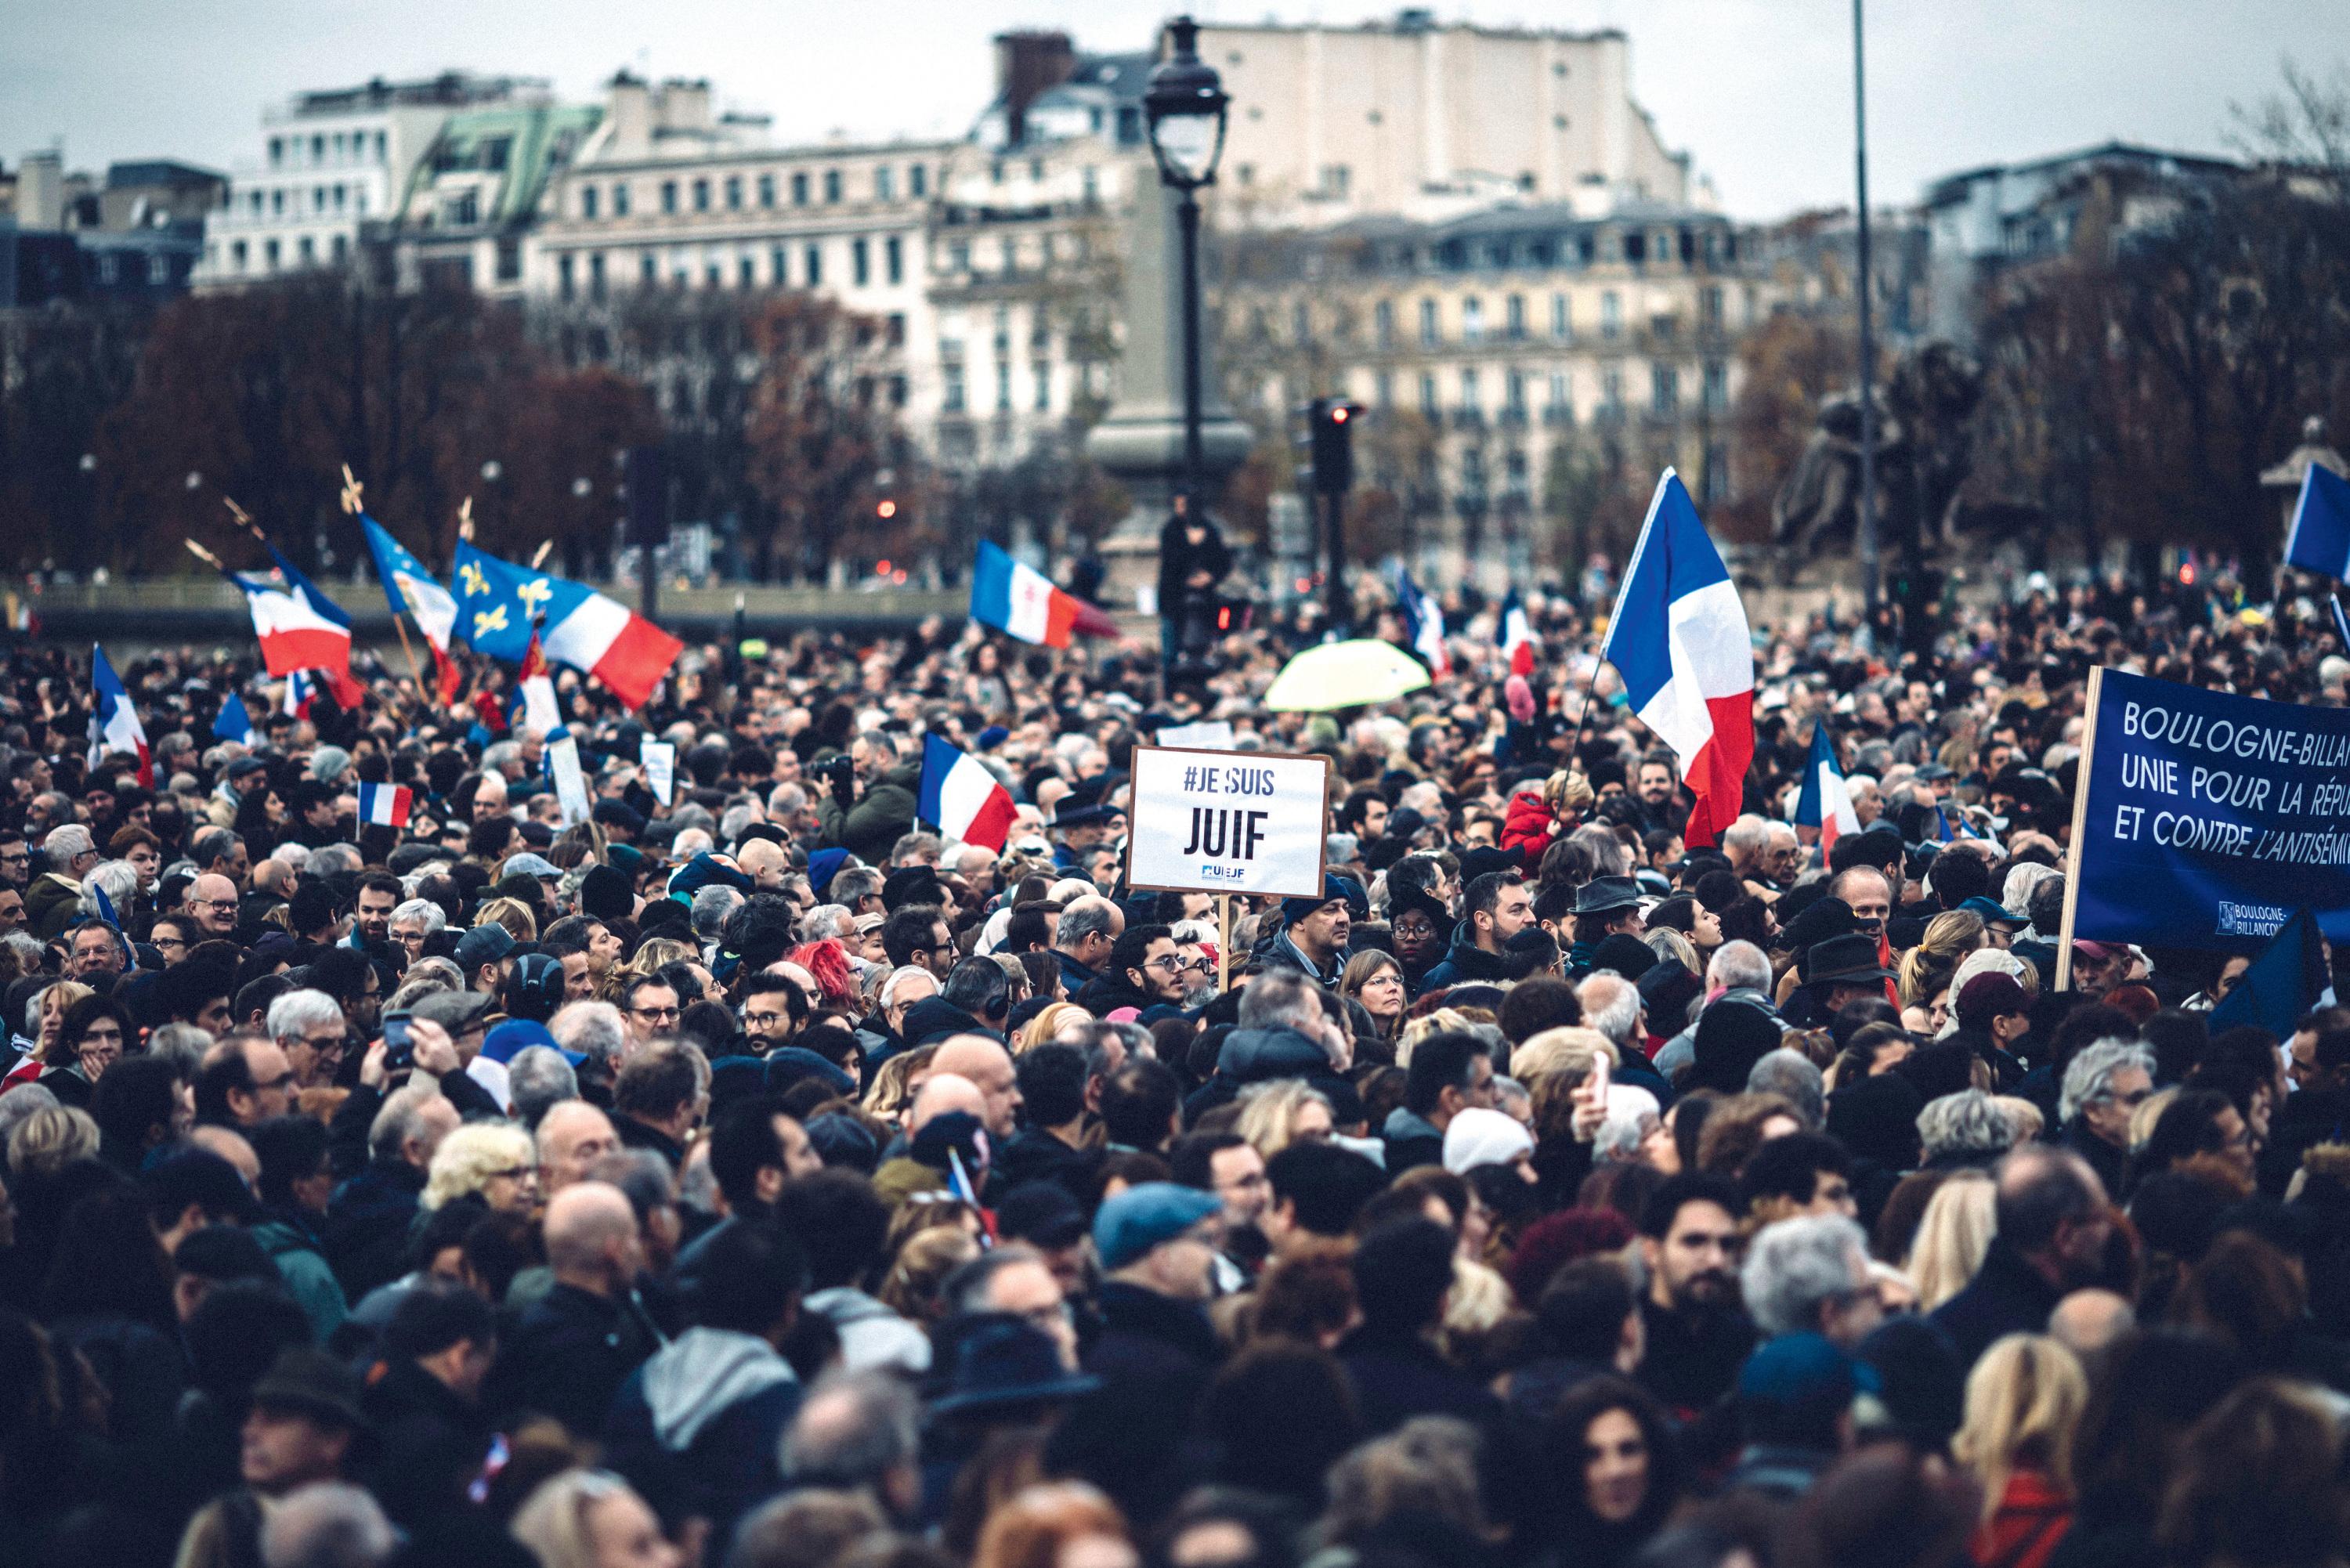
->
xmin=1155 ymin=720 xmax=1235 ymax=751
xmin=1125 ymin=745 xmax=1329 ymax=898
xmin=548 ymin=735 xmax=591 ymax=828
xmin=2063 ymin=666 xmax=2350 ymax=975
xmin=640 ymin=739 xmax=676 ymax=806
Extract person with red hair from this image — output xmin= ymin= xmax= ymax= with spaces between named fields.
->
xmin=972 ymin=1483 xmax=1137 ymax=1568
xmin=787 ymin=939 xmax=861 ymax=1017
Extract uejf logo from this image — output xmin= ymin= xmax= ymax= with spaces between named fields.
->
xmin=2216 ymin=901 xmax=2288 ymax=938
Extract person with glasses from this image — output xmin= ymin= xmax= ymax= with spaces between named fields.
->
xmin=266 ymin=988 xmax=351 ymax=1093
xmin=193 ymin=1032 xmax=300 ymax=1129
xmin=618 ymin=976 xmax=682 ymax=1051
xmin=2057 ymin=1040 xmax=2156 ymax=1199
xmin=1340 ymin=952 xmax=1410 ymax=1045
xmin=0 ymin=831 xmax=31 ymax=891
xmin=36 ymin=993 xmax=137 ymax=1109
xmin=1073 ymin=923 xmax=1185 ymax=1016
xmin=64 ymin=920 xmax=125 ymax=983
xmin=27 ymin=823 xmax=98 ymax=941
xmin=187 ymin=871 xmax=243 ymax=938
xmin=421 ymin=1122 xmax=542 ymax=1219
xmin=146 ymin=914 xmax=191 ymax=963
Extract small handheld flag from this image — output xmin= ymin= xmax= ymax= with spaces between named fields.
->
xmin=213 ymin=693 xmax=257 ymax=747
xmin=1598 ymin=470 xmax=1755 ymax=848
xmin=515 ymin=626 xmax=562 ymax=737
xmin=1396 ymin=569 xmax=1449 ymax=676
xmin=970 ymin=540 xmax=1117 ymax=648
xmin=1792 ymin=721 xmax=1860 ymax=851
xmin=2285 ymin=464 xmax=2350 ymax=579
xmin=918 ymin=735 xmax=1018 ymax=853
xmin=1496 ymin=588 xmax=1535 ymax=677
xmin=89 ymin=645 xmax=152 ymax=788
xmin=356 ymin=782 xmax=412 ymax=829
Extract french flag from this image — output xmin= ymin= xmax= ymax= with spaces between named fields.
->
xmin=1793 ymin=721 xmax=1860 ymax=851
xmin=515 ymin=627 xmax=562 ymax=737
xmin=89 ymin=645 xmax=152 ymax=788
xmin=1496 ymin=589 xmax=1535 ymax=676
xmin=2285 ymin=462 xmax=2350 ymax=577
xmin=971 ymin=541 xmax=1116 ymax=648
xmin=361 ymin=515 xmax=463 ymax=703
xmin=235 ymin=547 xmax=356 ymax=682
xmin=1397 ymin=569 xmax=1448 ymax=676
xmin=452 ymin=541 xmax=683 ymax=711
xmin=1599 ymin=470 xmax=1755 ymax=848
xmin=357 ymin=782 xmax=411 ymax=829
xmin=919 ymin=735 xmax=1017 ymax=852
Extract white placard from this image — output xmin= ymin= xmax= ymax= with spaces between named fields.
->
xmin=549 ymin=735 xmax=591 ymax=828
xmin=1125 ymin=745 xmax=1329 ymax=898
xmin=640 ymin=739 xmax=676 ymax=807
xmin=1155 ymin=720 xmax=1235 ymax=751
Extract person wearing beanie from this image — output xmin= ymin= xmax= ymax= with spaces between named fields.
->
xmin=580 ymin=862 xmax=636 ymax=923
xmin=1442 ymin=1106 xmax=1536 ymax=1178
xmin=1259 ymin=874 xmax=1362 ymax=988
xmin=1085 ymin=1182 xmax=1224 ymax=1383
xmin=1949 ymin=970 xmax=2033 ymax=1091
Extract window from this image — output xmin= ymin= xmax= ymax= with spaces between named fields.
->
xmin=270 ymin=190 xmax=284 ymax=215
xmin=1506 ymin=294 xmax=1526 ymax=341
xmin=885 ymin=236 xmax=902 ymax=285
xmin=1082 ymin=166 xmax=1098 ymax=203
xmin=823 ymin=169 xmax=842 ymax=203
xmin=943 ymin=363 xmax=966 ymax=413
xmin=1029 ymin=157 xmax=1044 ymax=181
xmin=757 ymin=173 xmax=776 ymax=208
xmin=1000 ymin=237 xmax=1017 ymax=276
xmin=1375 ymin=299 xmax=1394 ymax=348
xmin=230 ymin=239 xmax=248 ymax=270
xmin=310 ymin=134 xmax=324 ymax=161
xmin=298 ymin=236 xmax=315 ymax=265
xmin=1703 ymin=360 xmax=1728 ymax=412
xmin=483 ymin=137 xmax=511 ymax=173
xmin=313 ymin=186 xmax=327 ymax=213
xmin=1375 ymin=369 xmax=1393 ymax=406
xmin=613 ymin=183 xmax=630 ymax=217
xmin=641 ymin=253 xmax=657 ymax=284
xmin=1600 ymin=291 xmax=1622 ymax=339
xmin=1319 ymin=164 xmax=1351 ymax=199
xmin=1034 ymin=363 xmax=1052 ymax=411
xmin=804 ymin=244 xmax=822 ymax=284
xmin=581 ymin=185 xmax=598 ymax=219
xmin=876 ymin=166 xmax=894 ymax=201
xmin=886 ymin=313 xmax=905 ymax=347
xmin=771 ymin=247 xmax=788 ymax=285
xmin=264 ymin=238 xmax=280 ymax=269
xmin=996 ymin=363 xmax=1012 ymax=413
xmin=1292 ymin=300 xmax=1311 ymax=343
xmin=660 ymin=180 xmax=678 ymax=214
xmin=739 ymin=256 xmax=756 ymax=287
xmin=909 ymin=164 xmax=927 ymax=197
xmin=589 ymin=253 xmax=606 ymax=300
xmin=692 ymin=178 xmax=710 ymax=212
xmin=1418 ymin=298 xmax=1439 ymax=346
xmin=1548 ymin=370 xmax=1570 ymax=416
xmin=1462 ymin=297 xmax=1484 ymax=344
xmin=1701 ymin=285 xmax=1723 ymax=331
xmin=559 ymin=255 xmax=576 ymax=300
xmin=851 ymin=238 xmax=870 ymax=286
xmin=268 ymin=137 xmax=283 ymax=168
xmin=949 ymin=240 xmax=970 ymax=273
xmin=331 ymin=235 xmax=346 ymax=264
xmin=1419 ymin=373 xmax=1439 ymax=416
xmin=725 ymin=175 xmax=742 ymax=210
xmin=1459 ymin=367 xmax=1481 ymax=410
xmin=449 ymin=191 xmax=478 ymax=226
xmin=497 ymin=237 xmax=520 ymax=282
xmin=1506 ymin=367 xmax=1527 ymax=413
xmin=332 ymin=185 xmax=346 ymax=211
xmin=791 ymin=172 xmax=809 ymax=205
xmin=1602 ymin=367 xmax=1622 ymax=410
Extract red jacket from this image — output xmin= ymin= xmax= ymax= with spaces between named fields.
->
xmin=1500 ymin=793 xmax=1560 ymax=871
xmin=1969 ymin=1471 xmax=2071 ymax=1568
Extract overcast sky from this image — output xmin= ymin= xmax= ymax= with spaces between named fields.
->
xmin=5 ymin=0 xmax=2345 ymax=219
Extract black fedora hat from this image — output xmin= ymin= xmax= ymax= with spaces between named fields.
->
xmin=1802 ymin=932 xmax=1896 ymax=988
xmin=1571 ymin=876 xmax=1643 ymax=916
xmin=930 ymin=1314 xmax=1101 ymax=1417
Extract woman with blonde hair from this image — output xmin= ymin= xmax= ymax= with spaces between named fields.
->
xmin=1396 ymin=1007 xmax=1478 ymax=1069
xmin=421 ymin=1121 xmax=540 ymax=1215
xmin=6 ymin=1104 xmax=99 ymax=1179
xmin=973 ymin=1481 xmax=1136 ymax=1568
xmin=475 ymin=896 xmax=537 ymax=944
xmin=1235 ymin=1078 xmax=1336 ymax=1161
xmin=1906 ymin=1169 xmax=1997 ymax=1313
xmin=1 ymin=981 xmax=93 ymax=1095
xmin=622 ymin=938 xmax=697 ymax=981
xmin=510 ymin=1469 xmax=680 ymax=1568
xmin=862 ymin=1044 xmax=937 ymax=1127
xmin=1020 ymin=1001 xmax=1093 ymax=1055
xmin=1953 ymin=1334 xmax=2087 ymax=1568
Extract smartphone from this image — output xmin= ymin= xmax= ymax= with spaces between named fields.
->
xmin=1587 ymin=1048 xmax=1611 ymax=1101
xmin=381 ymin=1010 xmax=414 ymax=1071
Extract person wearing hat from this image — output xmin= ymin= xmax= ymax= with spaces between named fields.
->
xmin=1561 ymin=875 xmax=1644 ymax=978
xmin=2066 ymin=939 xmax=2130 ymax=1001
xmin=1085 ymin=1181 xmax=1225 ymax=1382
xmin=1948 ymin=971 xmax=2033 ymax=1091
xmin=1259 ymin=874 xmax=1363 ymax=988
xmin=1783 ymin=933 xmax=1896 ymax=1031
xmin=1722 ymin=1332 xmax=1869 ymax=1501
xmin=452 ymin=922 xmax=517 ymax=997
xmin=1417 ymin=870 xmax=1531 ymax=991
xmin=1957 ymin=895 xmax=2026 ymax=947
xmin=175 ymin=1346 xmax=370 ymax=1568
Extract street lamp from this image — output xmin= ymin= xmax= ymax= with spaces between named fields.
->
xmin=1144 ymin=15 xmax=1229 ymax=502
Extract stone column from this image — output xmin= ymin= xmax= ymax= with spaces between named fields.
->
xmin=1085 ymin=179 xmax=1252 ymax=610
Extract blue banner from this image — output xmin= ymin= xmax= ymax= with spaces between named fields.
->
xmin=2075 ymin=667 xmax=2350 ymax=951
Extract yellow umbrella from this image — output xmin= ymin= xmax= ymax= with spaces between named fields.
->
xmin=1264 ymin=638 xmax=1433 ymax=711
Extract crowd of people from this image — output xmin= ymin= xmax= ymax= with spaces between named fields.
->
xmin=0 ymin=565 xmax=2348 ymax=1568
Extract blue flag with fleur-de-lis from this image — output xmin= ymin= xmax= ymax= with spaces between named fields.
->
xmin=450 ymin=540 xmax=591 ymax=664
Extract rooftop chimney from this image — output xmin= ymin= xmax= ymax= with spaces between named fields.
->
xmin=994 ymin=31 xmax=1076 ymax=148
xmin=16 ymin=150 xmax=64 ymax=231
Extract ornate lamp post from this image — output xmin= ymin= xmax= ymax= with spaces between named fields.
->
xmin=1143 ymin=16 xmax=1229 ymax=501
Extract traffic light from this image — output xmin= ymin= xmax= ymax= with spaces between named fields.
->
xmin=1308 ymin=397 xmax=1361 ymax=497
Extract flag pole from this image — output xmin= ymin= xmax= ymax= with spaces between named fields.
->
xmin=1217 ymin=894 xmax=1231 ymax=995
xmin=2055 ymin=666 xmax=2106 ymax=992
xmin=337 ymin=464 xmax=431 ymax=703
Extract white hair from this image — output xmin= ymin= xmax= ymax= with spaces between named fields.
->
xmin=42 ymin=825 xmax=92 ymax=863
xmin=267 ymin=988 xmax=345 ymax=1043
xmin=549 ymin=999 xmax=627 ymax=1067
xmin=391 ymin=898 xmax=446 ymax=934
xmin=2060 ymin=1040 xmax=2157 ymax=1125
xmin=1707 ymin=939 xmax=1773 ymax=995
xmin=1742 ymin=1214 xmax=1872 ymax=1337
xmin=75 ymin=861 xmax=139 ymax=919
xmin=879 ymin=965 xmax=936 ymax=1009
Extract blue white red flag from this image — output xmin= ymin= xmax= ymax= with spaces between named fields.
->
xmin=1793 ymin=721 xmax=1860 ymax=851
xmin=971 ymin=541 xmax=1116 ymax=648
xmin=360 ymin=515 xmax=463 ymax=703
xmin=1496 ymin=589 xmax=1535 ymax=676
xmin=356 ymin=782 xmax=412 ymax=829
xmin=1598 ymin=470 xmax=1755 ymax=847
xmin=89 ymin=645 xmax=152 ymax=788
xmin=452 ymin=540 xmax=682 ymax=710
xmin=919 ymin=735 xmax=1017 ymax=852
xmin=1395 ymin=569 xmax=1448 ymax=676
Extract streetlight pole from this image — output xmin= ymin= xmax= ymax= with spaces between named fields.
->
xmin=1853 ymin=0 xmax=1880 ymax=621
xmin=1144 ymin=15 xmax=1230 ymax=531
xmin=1175 ymin=189 xmax=1205 ymax=498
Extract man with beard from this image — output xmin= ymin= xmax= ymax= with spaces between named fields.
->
xmin=1929 ymin=1147 xmax=2113 ymax=1364
xmin=1170 ymin=1131 xmax=1270 ymax=1290
xmin=1260 ymin=876 xmax=1358 ymax=988
xmin=1635 ymin=1172 xmax=1755 ymax=1416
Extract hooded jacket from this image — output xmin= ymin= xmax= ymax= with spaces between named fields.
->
xmin=815 ymin=761 xmax=920 ymax=865
xmin=804 ymin=1287 xmax=931 ymax=1375
xmin=1499 ymin=793 xmax=1563 ymax=871
xmin=1418 ymin=927 xmax=1513 ymax=992
xmin=602 ymin=1327 xmax=800 ymax=1548
xmin=898 ymin=995 xmax=997 ymax=1048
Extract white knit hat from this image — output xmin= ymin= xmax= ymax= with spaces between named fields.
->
xmin=1441 ymin=1107 xmax=1535 ymax=1176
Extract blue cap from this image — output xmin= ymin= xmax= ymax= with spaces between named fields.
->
xmin=976 ymin=725 xmax=1010 ymax=751
xmin=1738 ymin=1331 xmax=1880 ymax=1407
xmin=1093 ymin=1181 xmax=1222 ymax=1271
xmin=481 ymin=1019 xmax=573 ymax=1066
xmin=1958 ymin=895 xmax=2025 ymax=927
xmin=807 ymin=847 xmax=848 ymax=898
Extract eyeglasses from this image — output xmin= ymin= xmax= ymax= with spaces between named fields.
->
xmin=197 ymin=898 xmax=238 ymax=914
xmin=1143 ymin=954 xmax=1185 ymax=973
xmin=152 ymin=935 xmax=186 ymax=951
xmin=744 ymin=1010 xmax=789 ymax=1031
xmin=631 ymin=1004 xmax=680 ymax=1021
xmin=1182 ymin=956 xmax=1214 ymax=974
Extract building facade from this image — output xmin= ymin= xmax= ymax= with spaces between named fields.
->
xmin=194 ymin=71 xmax=541 ymax=284
xmin=1 ymin=150 xmax=223 ymax=304
xmin=1217 ymin=199 xmax=1770 ymax=587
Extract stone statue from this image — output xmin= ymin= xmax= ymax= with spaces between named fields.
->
xmin=1771 ymin=341 xmax=2017 ymax=576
